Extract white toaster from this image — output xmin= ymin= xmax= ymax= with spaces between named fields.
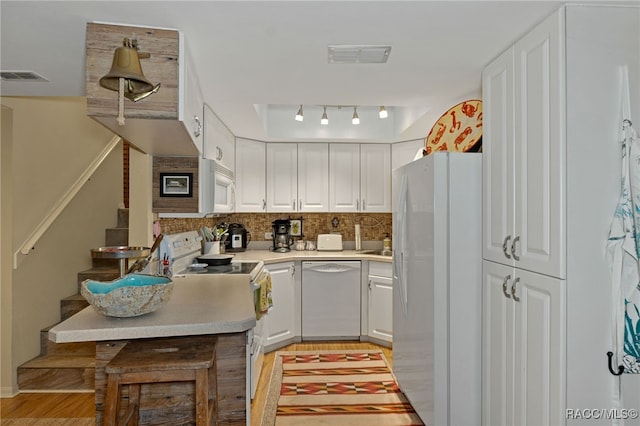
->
xmin=316 ymin=234 xmax=343 ymax=251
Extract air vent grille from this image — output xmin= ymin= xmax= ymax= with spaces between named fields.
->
xmin=328 ymin=45 xmax=392 ymax=64
xmin=1 ymin=71 xmax=48 ymax=82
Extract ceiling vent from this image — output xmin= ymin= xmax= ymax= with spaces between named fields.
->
xmin=328 ymin=45 xmax=392 ymax=64
xmin=1 ymin=71 xmax=48 ymax=82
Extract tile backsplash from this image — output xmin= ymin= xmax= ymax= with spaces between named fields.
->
xmin=159 ymin=213 xmax=392 ymax=243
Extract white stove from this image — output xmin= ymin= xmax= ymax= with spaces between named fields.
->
xmin=158 ymin=231 xmax=267 ymax=401
xmin=158 ymin=231 xmax=262 ymax=279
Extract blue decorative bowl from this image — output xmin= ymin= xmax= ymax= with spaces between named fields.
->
xmin=81 ymin=274 xmax=173 ymax=318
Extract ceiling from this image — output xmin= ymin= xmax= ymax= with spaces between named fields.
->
xmin=1 ymin=1 xmax=579 ymax=143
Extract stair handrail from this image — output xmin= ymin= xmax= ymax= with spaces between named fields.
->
xmin=13 ymin=135 xmax=122 ymax=269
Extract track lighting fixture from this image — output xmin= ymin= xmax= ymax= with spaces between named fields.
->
xmin=292 ymin=104 xmax=389 ymax=125
xmin=321 ymin=106 xmax=329 ymax=125
xmin=352 ymin=106 xmax=360 ymax=125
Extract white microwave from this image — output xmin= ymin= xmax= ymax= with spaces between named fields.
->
xmin=213 ymin=161 xmax=235 ymax=213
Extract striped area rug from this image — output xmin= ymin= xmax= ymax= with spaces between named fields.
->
xmin=261 ymin=350 xmax=424 ymax=425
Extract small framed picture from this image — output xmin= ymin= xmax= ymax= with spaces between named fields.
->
xmin=290 ymin=219 xmax=302 ymax=237
xmin=160 ymin=173 xmax=193 ymax=197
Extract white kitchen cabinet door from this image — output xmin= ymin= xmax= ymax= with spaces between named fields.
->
xmin=235 ymin=138 xmax=266 ymax=212
xmin=298 ymin=143 xmax=329 ymax=212
xmin=329 ymin=144 xmax=360 ymax=212
xmin=482 ymin=46 xmax=515 ymax=267
xmin=360 ymin=144 xmax=391 ymax=212
xmin=367 ymin=262 xmax=393 ymax=343
xmin=482 ymin=261 xmax=516 ymax=426
xmin=181 ymin=41 xmax=204 ymax=151
xmin=203 ymin=103 xmax=235 ymax=173
xmin=266 ymin=143 xmax=298 ymax=212
xmin=482 ymin=10 xmax=565 ymax=279
xmin=482 ymin=260 xmax=565 ymax=426
xmin=265 ymin=262 xmax=297 ymax=348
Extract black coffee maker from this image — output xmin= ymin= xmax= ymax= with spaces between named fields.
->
xmin=272 ymin=220 xmax=293 ymax=252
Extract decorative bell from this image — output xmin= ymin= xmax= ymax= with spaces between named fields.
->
xmin=99 ymin=38 xmax=160 ymax=101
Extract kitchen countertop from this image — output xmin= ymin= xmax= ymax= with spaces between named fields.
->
xmin=229 ymin=249 xmax=393 ymax=264
xmin=49 ymin=274 xmax=256 ymax=343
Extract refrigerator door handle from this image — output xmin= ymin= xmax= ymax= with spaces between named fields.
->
xmin=394 ymin=173 xmax=409 ymax=315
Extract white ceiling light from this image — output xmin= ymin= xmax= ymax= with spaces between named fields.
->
xmin=328 ymin=45 xmax=392 ymax=64
xmin=379 ymin=106 xmax=388 ymax=118
xmin=295 ymin=104 xmax=304 ymax=122
xmin=352 ymin=107 xmax=360 ymax=125
xmin=321 ymin=106 xmax=329 ymax=125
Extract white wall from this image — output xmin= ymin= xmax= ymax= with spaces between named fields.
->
xmin=0 ymin=97 xmax=122 ymax=395
xmin=565 ymin=5 xmax=640 ymax=421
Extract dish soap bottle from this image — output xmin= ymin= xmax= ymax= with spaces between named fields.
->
xmin=383 ymin=233 xmax=391 ymax=253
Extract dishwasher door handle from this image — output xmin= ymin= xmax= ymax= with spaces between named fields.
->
xmin=304 ymin=264 xmax=354 ymax=274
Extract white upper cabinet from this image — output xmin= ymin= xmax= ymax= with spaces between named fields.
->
xmin=329 ymin=144 xmax=360 ymax=212
xmin=329 ymin=143 xmax=391 ymax=212
xmin=266 ymin=143 xmax=329 ymax=212
xmin=361 ymin=144 xmax=391 ymax=212
xmin=297 ymin=143 xmax=329 ymax=212
xmin=266 ymin=143 xmax=298 ymax=212
xmin=203 ymin=103 xmax=235 ymax=173
xmin=235 ymin=138 xmax=266 ymax=212
xmin=482 ymin=10 xmax=565 ymax=279
xmin=181 ymin=41 xmax=204 ymax=151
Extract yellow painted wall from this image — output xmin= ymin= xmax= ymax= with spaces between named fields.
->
xmin=0 ymin=97 xmax=122 ymax=396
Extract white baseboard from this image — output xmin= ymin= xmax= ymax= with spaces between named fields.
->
xmin=1 ymin=385 xmax=18 ymax=398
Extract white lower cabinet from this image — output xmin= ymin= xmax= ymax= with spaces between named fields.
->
xmin=482 ymin=260 xmax=565 ymax=426
xmin=265 ymin=262 xmax=297 ymax=348
xmin=367 ymin=261 xmax=392 ymax=343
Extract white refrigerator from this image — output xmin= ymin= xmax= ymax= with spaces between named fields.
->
xmin=392 ymin=152 xmax=481 ymax=425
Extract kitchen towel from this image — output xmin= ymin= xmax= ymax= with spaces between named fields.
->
xmin=254 ymin=272 xmax=273 ymax=320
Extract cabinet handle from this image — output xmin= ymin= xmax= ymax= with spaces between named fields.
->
xmin=511 ymin=277 xmax=520 ymax=302
xmin=193 ymin=115 xmax=202 ymax=138
xmin=362 ymin=199 xmax=366 ymax=211
xmin=368 ymin=279 xmax=372 ymax=290
xmin=262 ymin=199 xmax=266 ymax=211
xmin=292 ymin=199 xmax=296 ymax=211
xmin=290 ymin=265 xmax=295 ymax=276
xmin=356 ymin=199 xmax=360 ymax=211
xmin=502 ymin=235 xmax=512 ymax=259
xmin=216 ymin=146 xmax=223 ymax=161
xmin=511 ymin=236 xmax=520 ymax=261
xmin=502 ymin=275 xmax=512 ymax=299
xmin=299 ymin=199 xmax=302 ymax=211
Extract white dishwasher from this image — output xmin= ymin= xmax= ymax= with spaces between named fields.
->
xmin=301 ymin=261 xmax=361 ymax=339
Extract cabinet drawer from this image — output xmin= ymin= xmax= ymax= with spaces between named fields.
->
xmin=369 ymin=261 xmax=392 ymax=278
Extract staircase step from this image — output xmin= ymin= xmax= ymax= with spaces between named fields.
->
xmin=18 ymin=354 xmax=95 ymax=391
xmin=105 ymin=227 xmax=128 ymax=247
xmin=77 ymin=267 xmax=120 ymax=292
xmin=60 ymin=294 xmax=90 ymax=321
xmin=40 ymin=325 xmax=95 ymax=356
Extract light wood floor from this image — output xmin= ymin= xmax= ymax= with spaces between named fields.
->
xmin=1 ymin=341 xmax=391 ymax=424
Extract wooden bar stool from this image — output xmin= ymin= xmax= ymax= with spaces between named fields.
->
xmin=103 ymin=336 xmax=217 ymax=426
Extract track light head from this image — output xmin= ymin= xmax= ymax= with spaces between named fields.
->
xmin=379 ymin=106 xmax=388 ymax=119
xmin=352 ymin=106 xmax=360 ymax=125
xmin=321 ymin=106 xmax=329 ymax=125
xmin=295 ymin=105 xmax=304 ymax=122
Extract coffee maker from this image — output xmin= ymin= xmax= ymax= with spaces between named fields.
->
xmin=272 ymin=219 xmax=293 ymax=252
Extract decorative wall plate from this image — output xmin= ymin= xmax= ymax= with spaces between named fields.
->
xmin=425 ymin=99 xmax=483 ymax=155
